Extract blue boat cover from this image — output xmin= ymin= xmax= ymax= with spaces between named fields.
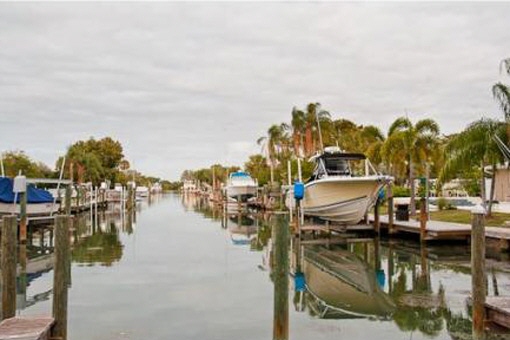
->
xmin=231 ymin=172 xmax=249 ymax=178
xmin=0 ymin=177 xmax=54 ymax=204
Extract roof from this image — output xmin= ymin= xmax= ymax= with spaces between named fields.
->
xmin=310 ymin=151 xmax=367 ymax=162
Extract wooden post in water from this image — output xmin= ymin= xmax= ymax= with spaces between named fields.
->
xmin=419 ymin=198 xmax=427 ymax=242
xmin=19 ymin=191 xmax=27 ymax=242
xmin=65 ymin=185 xmax=72 ymax=216
xmin=387 ymin=183 xmax=394 ymax=234
xmin=273 ymin=215 xmax=289 ymax=340
xmin=1 ymin=216 xmax=17 ymax=319
xmin=471 ymin=208 xmax=486 ymax=340
xmin=53 ymin=215 xmax=70 ymax=340
xmin=374 ymin=198 xmax=380 ymax=234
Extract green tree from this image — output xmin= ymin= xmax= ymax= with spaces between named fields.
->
xmin=383 ymin=117 xmax=440 ymax=216
xmin=291 ymin=107 xmax=306 ymax=157
xmin=1 ymin=151 xmax=53 ymax=178
xmin=439 ymin=118 xmax=506 ymax=215
xmin=493 ymin=58 xmax=510 ymax=139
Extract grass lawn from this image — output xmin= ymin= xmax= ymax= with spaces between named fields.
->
xmin=376 ymin=204 xmax=510 ymax=227
xmin=428 ymin=209 xmax=510 ymax=227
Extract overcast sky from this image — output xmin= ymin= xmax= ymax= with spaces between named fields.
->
xmin=1 ymin=2 xmax=509 ymax=180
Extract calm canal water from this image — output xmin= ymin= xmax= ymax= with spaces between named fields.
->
xmin=18 ymin=193 xmax=510 ymax=339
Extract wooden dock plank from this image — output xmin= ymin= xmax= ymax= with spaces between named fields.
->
xmin=370 ymin=215 xmax=472 ymax=240
xmin=0 ymin=316 xmax=54 ymax=340
xmin=486 ymin=297 xmax=510 ymax=329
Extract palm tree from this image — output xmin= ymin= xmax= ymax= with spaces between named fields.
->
xmin=439 ymin=118 xmax=506 ymax=216
xmin=257 ymin=123 xmax=289 ymax=184
xmin=303 ymin=102 xmax=330 ymax=156
xmin=383 ymin=117 xmax=440 ymax=216
xmin=291 ymin=107 xmax=306 ymax=157
xmin=360 ymin=125 xmax=386 ymax=168
xmin=493 ymin=58 xmax=510 ymax=140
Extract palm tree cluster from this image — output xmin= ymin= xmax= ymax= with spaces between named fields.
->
xmin=184 ymin=59 xmax=510 ymax=216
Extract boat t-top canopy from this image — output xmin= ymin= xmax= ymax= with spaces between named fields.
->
xmin=230 ymin=171 xmax=251 ymax=178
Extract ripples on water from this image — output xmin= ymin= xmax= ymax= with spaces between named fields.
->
xmin=12 ymin=193 xmax=510 ymax=339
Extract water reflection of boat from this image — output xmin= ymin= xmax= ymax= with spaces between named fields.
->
xmin=303 ymin=245 xmax=395 ymax=319
xmin=227 ymin=214 xmax=257 ymax=246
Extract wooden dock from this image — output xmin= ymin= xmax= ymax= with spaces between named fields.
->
xmin=370 ymin=215 xmax=472 ymax=241
xmin=0 ymin=316 xmax=54 ymax=340
xmin=485 ymin=297 xmax=510 ymax=329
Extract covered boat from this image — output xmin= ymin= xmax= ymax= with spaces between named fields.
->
xmin=302 ymin=146 xmax=391 ymax=224
xmin=0 ymin=177 xmax=56 ymax=216
xmin=225 ymin=171 xmax=258 ymax=202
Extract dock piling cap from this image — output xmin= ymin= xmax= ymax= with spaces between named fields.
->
xmin=471 ymin=204 xmax=486 ymax=215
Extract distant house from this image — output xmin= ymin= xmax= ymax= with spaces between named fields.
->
xmin=441 ymin=179 xmax=469 ymax=198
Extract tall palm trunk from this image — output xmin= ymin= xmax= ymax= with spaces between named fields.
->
xmin=293 ymin=132 xmax=300 ymax=156
xmin=305 ymin=124 xmax=313 ymax=156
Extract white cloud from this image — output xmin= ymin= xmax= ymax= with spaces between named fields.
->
xmin=0 ymin=2 xmax=509 ymax=179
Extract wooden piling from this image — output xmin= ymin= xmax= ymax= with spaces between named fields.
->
xmin=65 ymin=185 xmax=72 ymax=216
xmin=19 ymin=191 xmax=27 ymax=242
xmin=273 ymin=215 xmax=289 ymax=340
xmin=387 ymin=185 xmax=394 ymax=234
xmin=420 ymin=198 xmax=427 ymax=242
xmin=471 ymin=209 xmax=486 ymax=340
xmin=1 ymin=216 xmax=17 ymax=320
xmin=52 ymin=216 xmax=70 ymax=340
xmin=374 ymin=198 xmax=380 ymax=234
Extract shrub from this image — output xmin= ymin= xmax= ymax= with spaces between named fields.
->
xmin=392 ymin=185 xmax=411 ymax=198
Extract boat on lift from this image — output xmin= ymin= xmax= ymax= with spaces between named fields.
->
xmin=224 ymin=171 xmax=258 ymax=202
xmin=302 ymin=146 xmax=390 ymax=224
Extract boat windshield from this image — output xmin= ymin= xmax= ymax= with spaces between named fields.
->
xmin=324 ymin=157 xmax=350 ymax=176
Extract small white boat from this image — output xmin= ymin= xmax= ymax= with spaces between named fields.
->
xmin=0 ymin=177 xmax=57 ymax=216
xmin=225 ymin=171 xmax=258 ymax=202
xmin=136 ymin=186 xmax=149 ymax=198
xmin=302 ymin=147 xmax=391 ymax=224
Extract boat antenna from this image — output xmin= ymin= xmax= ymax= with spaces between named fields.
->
xmin=315 ymin=103 xmax=324 ymax=152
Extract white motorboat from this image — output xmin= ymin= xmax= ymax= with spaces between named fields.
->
xmin=0 ymin=177 xmax=57 ymax=216
xmin=136 ymin=186 xmax=149 ymax=198
xmin=302 ymin=146 xmax=391 ymax=224
xmin=224 ymin=171 xmax=258 ymax=202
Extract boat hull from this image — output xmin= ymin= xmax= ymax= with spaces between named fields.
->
xmin=302 ymin=177 xmax=386 ymax=224
xmin=225 ymin=185 xmax=257 ymax=202
xmin=0 ymin=202 xmax=58 ymax=216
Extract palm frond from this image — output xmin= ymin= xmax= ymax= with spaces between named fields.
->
xmin=388 ymin=117 xmax=412 ymax=136
xmin=500 ymin=58 xmax=510 ymax=76
xmin=492 ymin=83 xmax=510 ymax=120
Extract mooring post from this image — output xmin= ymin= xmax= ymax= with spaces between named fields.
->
xmin=388 ymin=242 xmax=394 ymax=294
xmin=65 ymin=185 xmax=72 ymax=216
xmin=471 ymin=207 xmax=486 ymax=340
xmin=19 ymin=190 xmax=27 ymax=242
xmin=2 ymin=216 xmax=17 ymax=319
xmin=420 ymin=198 xmax=427 ymax=242
xmin=53 ymin=215 xmax=71 ymax=340
xmin=387 ymin=184 xmax=394 ymax=234
xmin=273 ymin=215 xmax=289 ymax=340
xmin=374 ymin=198 xmax=380 ymax=234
